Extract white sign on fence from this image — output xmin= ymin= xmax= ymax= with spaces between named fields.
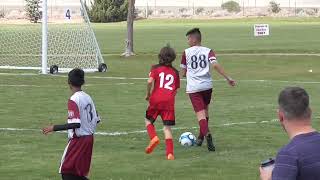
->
xmin=64 ymin=8 xmax=72 ymax=20
xmin=254 ymin=24 xmax=270 ymax=37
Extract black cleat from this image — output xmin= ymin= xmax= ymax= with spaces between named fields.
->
xmin=206 ymin=134 xmax=216 ymax=152
xmin=195 ymin=137 xmax=204 ymax=146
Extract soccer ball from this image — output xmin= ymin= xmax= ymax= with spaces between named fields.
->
xmin=179 ymin=132 xmax=196 ymax=147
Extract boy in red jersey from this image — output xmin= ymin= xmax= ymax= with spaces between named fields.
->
xmin=144 ymin=46 xmax=180 ymax=160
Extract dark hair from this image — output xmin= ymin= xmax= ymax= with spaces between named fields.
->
xmin=278 ymin=87 xmax=311 ymax=120
xmin=158 ymin=45 xmax=176 ymax=66
xmin=186 ymin=28 xmax=201 ymax=42
xmin=68 ymin=68 xmax=85 ymax=87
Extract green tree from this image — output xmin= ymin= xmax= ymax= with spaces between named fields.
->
xmin=269 ymin=1 xmax=281 ymax=13
xmin=25 ymin=0 xmax=41 ymax=23
xmin=221 ymin=1 xmax=241 ymax=13
xmin=86 ymin=0 xmax=128 ymax=23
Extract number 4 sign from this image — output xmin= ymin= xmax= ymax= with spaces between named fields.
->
xmin=65 ymin=8 xmax=72 ymax=20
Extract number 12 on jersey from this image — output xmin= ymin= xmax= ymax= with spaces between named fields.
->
xmin=159 ymin=72 xmax=174 ymax=90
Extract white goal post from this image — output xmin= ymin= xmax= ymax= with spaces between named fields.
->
xmin=0 ymin=0 xmax=106 ymax=74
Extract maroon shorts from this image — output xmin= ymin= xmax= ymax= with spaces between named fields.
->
xmin=146 ymin=106 xmax=175 ymax=126
xmin=188 ymin=89 xmax=213 ymax=112
xmin=59 ymin=135 xmax=94 ymax=177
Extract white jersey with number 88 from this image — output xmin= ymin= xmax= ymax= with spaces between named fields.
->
xmin=181 ymin=46 xmax=218 ymax=93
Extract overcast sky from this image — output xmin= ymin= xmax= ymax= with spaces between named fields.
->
xmin=2 ymin=0 xmax=320 ymax=7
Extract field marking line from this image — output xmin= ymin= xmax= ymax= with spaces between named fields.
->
xmin=1 ymin=78 xmax=320 ymax=88
xmin=101 ymin=53 xmax=320 ymax=57
xmin=0 ymin=83 xmax=137 ymax=88
xmin=0 ymin=84 xmax=43 ymax=87
xmin=0 ymin=119 xmax=279 ymax=136
xmin=218 ymin=53 xmax=320 ymax=57
xmin=1 ymin=72 xmax=320 ymax=84
xmin=0 ymin=73 xmax=37 ymax=76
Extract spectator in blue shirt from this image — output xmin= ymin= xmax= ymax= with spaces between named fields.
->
xmin=260 ymin=87 xmax=320 ymax=180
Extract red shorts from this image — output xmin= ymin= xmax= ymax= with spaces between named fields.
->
xmin=59 ymin=135 xmax=94 ymax=177
xmin=146 ymin=106 xmax=175 ymax=126
xmin=188 ymin=89 xmax=213 ymax=112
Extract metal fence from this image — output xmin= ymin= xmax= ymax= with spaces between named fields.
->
xmin=3 ymin=0 xmax=320 ymax=7
xmin=136 ymin=0 xmax=320 ymax=8
xmin=1 ymin=0 xmax=320 ymax=19
xmin=134 ymin=0 xmax=320 ymax=18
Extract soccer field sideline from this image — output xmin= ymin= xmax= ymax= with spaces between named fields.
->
xmin=101 ymin=53 xmax=320 ymax=56
xmin=0 ymin=72 xmax=320 ymax=84
xmin=1 ymin=117 xmax=320 ymax=136
xmin=0 ymin=119 xmax=280 ymax=136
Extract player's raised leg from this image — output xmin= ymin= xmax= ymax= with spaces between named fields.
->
xmin=163 ymin=126 xmax=175 ymax=160
xmin=145 ymin=118 xmax=160 ymax=154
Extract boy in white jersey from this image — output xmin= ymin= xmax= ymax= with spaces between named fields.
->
xmin=180 ymin=28 xmax=236 ymax=151
xmin=42 ymin=68 xmax=100 ymax=180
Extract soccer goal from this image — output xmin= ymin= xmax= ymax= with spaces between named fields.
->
xmin=0 ymin=0 xmax=106 ymax=74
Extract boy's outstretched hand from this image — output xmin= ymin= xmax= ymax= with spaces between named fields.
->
xmin=42 ymin=125 xmax=54 ymax=135
xmin=227 ymin=78 xmax=236 ymax=87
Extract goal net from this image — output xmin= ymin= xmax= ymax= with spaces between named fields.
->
xmin=0 ymin=0 xmax=105 ymax=74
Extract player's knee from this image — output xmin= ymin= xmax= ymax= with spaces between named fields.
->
xmin=163 ymin=126 xmax=173 ymax=139
xmin=145 ymin=118 xmax=152 ymax=125
xmin=196 ymin=110 xmax=207 ymax=120
xmin=163 ymin=126 xmax=172 ymax=134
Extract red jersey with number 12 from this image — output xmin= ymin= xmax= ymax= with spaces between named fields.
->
xmin=149 ymin=64 xmax=180 ymax=110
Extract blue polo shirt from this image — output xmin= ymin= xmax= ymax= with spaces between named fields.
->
xmin=272 ymin=131 xmax=320 ymax=180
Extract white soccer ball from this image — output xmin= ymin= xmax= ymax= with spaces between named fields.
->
xmin=179 ymin=132 xmax=196 ymax=147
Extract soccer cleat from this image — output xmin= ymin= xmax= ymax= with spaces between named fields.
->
xmin=206 ymin=133 xmax=216 ymax=152
xmin=145 ymin=136 xmax=160 ymax=154
xmin=167 ymin=153 xmax=175 ymax=160
xmin=195 ymin=137 xmax=204 ymax=146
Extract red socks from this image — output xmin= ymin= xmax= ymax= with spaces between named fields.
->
xmin=146 ymin=124 xmax=157 ymax=140
xmin=146 ymin=124 xmax=174 ymax=156
xmin=198 ymin=117 xmax=210 ymax=139
xmin=165 ymin=139 xmax=174 ymax=156
xmin=199 ymin=119 xmax=209 ymax=137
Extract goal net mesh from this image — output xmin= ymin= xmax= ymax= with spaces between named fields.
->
xmin=0 ymin=0 xmax=104 ymax=72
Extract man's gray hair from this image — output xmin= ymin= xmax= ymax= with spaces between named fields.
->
xmin=278 ymin=87 xmax=311 ymax=120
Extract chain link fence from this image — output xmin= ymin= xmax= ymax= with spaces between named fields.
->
xmin=135 ymin=0 xmax=320 ymax=18
xmin=1 ymin=0 xmax=320 ymax=20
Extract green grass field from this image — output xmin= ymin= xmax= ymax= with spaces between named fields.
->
xmin=1 ymin=18 xmax=320 ymax=180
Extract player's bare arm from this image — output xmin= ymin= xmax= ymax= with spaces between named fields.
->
xmin=212 ymin=63 xmax=236 ymax=87
xmin=180 ymin=51 xmax=187 ymax=77
xmin=145 ymin=77 xmax=154 ymax=101
xmin=180 ymin=68 xmax=187 ymax=77
xmin=42 ymin=123 xmax=81 ymax=135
